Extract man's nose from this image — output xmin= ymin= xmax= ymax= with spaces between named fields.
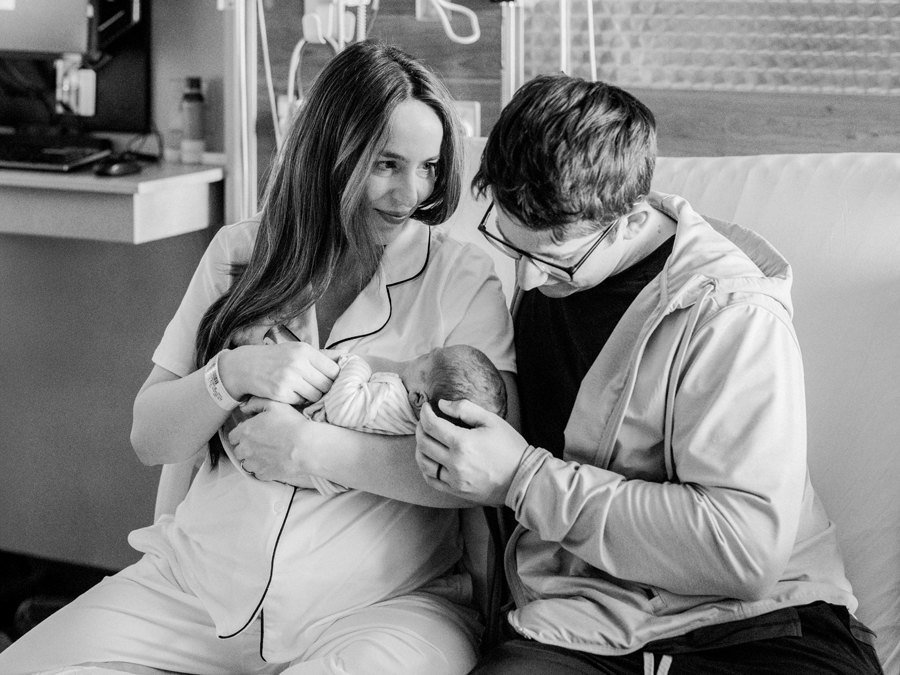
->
xmin=516 ymin=257 xmax=550 ymax=291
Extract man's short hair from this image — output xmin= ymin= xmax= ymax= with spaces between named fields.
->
xmin=473 ymin=74 xmax=657 ymax=241
xmin=428 ymin=345 xmax=508 ymax=419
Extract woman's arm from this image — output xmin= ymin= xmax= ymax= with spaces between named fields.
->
xmin=131 ymin=342 xmax=340 ymax=465
xmin=231 ymin=370 xmax=518 ymax=507
xmin=131 ymin=365 xmax=228 ymax=465
xmin=229 ymin=397 xmax=469 ymax=507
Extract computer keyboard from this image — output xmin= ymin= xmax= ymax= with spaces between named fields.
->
xmin=0 ymin=134 xmax=113 ymax=172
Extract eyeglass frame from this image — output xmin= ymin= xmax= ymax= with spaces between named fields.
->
xmin=476 ymin=200 xmax=617 ymax=281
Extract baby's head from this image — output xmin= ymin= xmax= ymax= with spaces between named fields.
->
xmin=401 ymin=345 xmax=507 ymax=421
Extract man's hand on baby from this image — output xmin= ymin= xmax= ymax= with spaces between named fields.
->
xmin=415 ymin=400 xmax=528 ymax=505
xmin=221 ymin=342 xmax=340 ymax=405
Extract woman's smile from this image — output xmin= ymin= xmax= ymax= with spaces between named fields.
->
xmin=375 ymin=209 xmax=414 ymax=225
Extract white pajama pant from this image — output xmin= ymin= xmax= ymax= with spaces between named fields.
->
xmin=0 ymin=553 xmax=479 ymax=675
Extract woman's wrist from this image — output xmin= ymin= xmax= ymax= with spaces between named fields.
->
xmin=204 ymin=349 xmax=242 ymax=410
xmin=215 ymin=346 xmax=247 ymax=401
xmin=287 ymin=415 xmax=325 ymax=476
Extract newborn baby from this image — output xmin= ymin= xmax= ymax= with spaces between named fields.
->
xmin=303 ymin=345 xmax=508 ymax=433
xmin=248 ymin=327 xmax=507 ymax=495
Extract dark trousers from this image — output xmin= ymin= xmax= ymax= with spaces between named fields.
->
xmin=470 ymin=604 xmax=883 ymax=675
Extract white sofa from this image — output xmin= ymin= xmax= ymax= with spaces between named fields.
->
xmin=157 ymin=140 xmax=899 ymax=671
xmin=443 ymin=139 xmax=900 ymax=672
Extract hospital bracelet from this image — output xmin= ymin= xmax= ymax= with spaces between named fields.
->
xmin=204 ymin=349 xmax=241 ymax=411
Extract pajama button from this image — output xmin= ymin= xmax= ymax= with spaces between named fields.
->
xmin=273 ymin=501 xmax=284 ymax=513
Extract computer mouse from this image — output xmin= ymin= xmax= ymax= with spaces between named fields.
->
xmin=94 ymin=157 xmax=142 ymax=177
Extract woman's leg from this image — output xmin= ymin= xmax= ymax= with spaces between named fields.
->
xmin=283 ymin=593 xmax=480 ymax=675
xmin=31 ymin=668 xmax=186 ymax=675
xmin=0 ymin=554 xmax=274 ymax=675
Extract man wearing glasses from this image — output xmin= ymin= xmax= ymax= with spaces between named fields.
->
xmin=416 ymin=75 xmax=882 ymax=675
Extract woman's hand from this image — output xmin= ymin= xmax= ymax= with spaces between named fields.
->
xmin=230 ymin=396 xmax=474 ymax=506
xmin=415 ymin=399 xmax=530 ymax=505
xmin=227 ymin=396 xmax=319 ymax=483
xmin=219 ymin=343 xmax=341 ymax=405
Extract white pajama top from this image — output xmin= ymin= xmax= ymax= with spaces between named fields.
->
xmin=131 ymin=217 xmax=515 ymax=663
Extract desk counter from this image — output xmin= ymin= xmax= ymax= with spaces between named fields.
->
xmin=0 ymin=162 xmax=225 ymax=571
xmin=0 ymin=162 xmax=225 ymax=244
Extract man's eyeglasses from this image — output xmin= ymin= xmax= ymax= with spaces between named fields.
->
xmin=476 ymin=201 xmax=615 ymax=281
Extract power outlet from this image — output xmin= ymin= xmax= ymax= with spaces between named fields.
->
xmin=454 ymin=100 xmax=481 ymax=137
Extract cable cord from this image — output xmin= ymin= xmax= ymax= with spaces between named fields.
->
xmin=429 ymin=0 xmax=480 ymax=45
xmin=365 ymin=0 xmax=381 ymax=34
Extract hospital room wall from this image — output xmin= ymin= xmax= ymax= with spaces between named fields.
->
xmin=0 ymin=3 xmax=226 ymax=573
xmin=639 ymin=88 xmax=900 ymax=156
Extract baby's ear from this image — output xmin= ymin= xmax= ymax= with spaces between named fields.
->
xmin=408 ymin=390 xmax=428 ymax=412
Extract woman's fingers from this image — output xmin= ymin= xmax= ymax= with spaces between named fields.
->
xmin=305 ymin=345 xmax=342 ymax=378
xmin=284 ymin=343 xmax=339 ymax=399
xmin=244 ymin=343 xmax=339 ymax=404
xmin=228 ymin=399 xmax=308 ymax=483
xmin=239 ymin=396 xmax=270 ymax=416
xmin=284 ymin=345 xmax=342 ymax=403
xmin=318 ymin=348 xmax=344 ymax=364
xmin=287 ymin=369 xmax=330 ymax=404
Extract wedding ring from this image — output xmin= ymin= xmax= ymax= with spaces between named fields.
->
xmin=240 ymin=458 xmax=256 ymax=478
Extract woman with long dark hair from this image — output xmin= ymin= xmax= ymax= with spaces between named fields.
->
xmin=1 ymin=40 xmax=516 ymax=675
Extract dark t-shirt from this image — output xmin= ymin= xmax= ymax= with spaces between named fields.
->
xmin=514 ymin=236 xmax=675 ymax=457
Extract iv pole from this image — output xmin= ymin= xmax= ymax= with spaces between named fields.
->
xmin=501 ymin=0 xmax=525 ymax=106
xmin=224 ymin=0 xmax=258 ymax=223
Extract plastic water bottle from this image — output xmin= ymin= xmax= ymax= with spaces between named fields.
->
xmin=180 ymin=76 xmax=205 ymax=164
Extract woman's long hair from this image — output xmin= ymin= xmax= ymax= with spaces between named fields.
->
xmin=195 ymin=40 xmax=463 ymax=464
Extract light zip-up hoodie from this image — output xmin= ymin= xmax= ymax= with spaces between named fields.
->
xmin=503 ymin=192 xmax=856 ymax=655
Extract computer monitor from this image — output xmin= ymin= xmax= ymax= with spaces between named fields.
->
xmin=0 ymin=0 xmax=151 ymax=135
xmin=0 ymin=0 xmax=89 ymax=56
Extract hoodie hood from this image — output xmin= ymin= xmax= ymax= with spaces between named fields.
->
xmin=561 ymin=191 xmax=800 ymax=479
xmin=650 ymin=192 xmax=795 ymax=320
